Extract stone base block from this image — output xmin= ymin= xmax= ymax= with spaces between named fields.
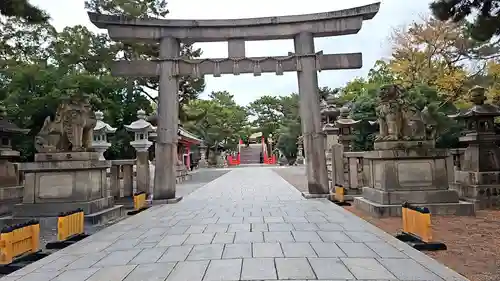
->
xmin=374 ymin=140 xmax=435 ymax=150
xmin=176 ymin=174 xmax=191 ymax=184
xmin=301 ymin=192 xmax=329 ymax=199
xmin=153 ymin=197 xmax=183 ymax=205
xmin=84 ymin=205 xmax=124 ymax=225
xmin=0 ymin=198 xmax=21 ymax=217
xmin=115 ymin=196 xmax=134 ymax=209
xmin=354 ymin=197 xmax=475 ymax=217
xmin=0 ymin=185 xmax=23 ymax=216
xmin=450 ymin=182 xmax=500 ymax=210
xmin=296 ymin=157 xmax=304 ymax=165
xmin=12 ymin=196 xmax=113 ymax=217
xmin=34 ymin=152 xmax=102 ymax=162
xmin=362 ymin=186 xmax=460 ymax=205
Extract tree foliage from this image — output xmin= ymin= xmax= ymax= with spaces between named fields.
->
xmin=2 ymin=2 xmax=497 ymax=165
xmin=84 ymin=0 xmax=205 ymax=123
xmin=388 ymin=17 xmax=500 ymax=103
xmin=430 ymin=0 xmax=500 ymax=41
xmin=248 ymin=96 xmax=283 ymax=138
xmin=0 ymin=0 xmax=48 ymax=23
xmin=183 ymin=91 xmax=248 ymax=153
xmin=0 ymin=6 xmax=155 ymax=161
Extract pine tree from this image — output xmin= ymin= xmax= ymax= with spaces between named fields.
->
xmin=430 ymin=0 xmax=500 ymax=41
xmin=0 ymin=0 xmax=49 ymax=23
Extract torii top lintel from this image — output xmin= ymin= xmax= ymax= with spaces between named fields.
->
xmin=87 ymin=3 xmax=380 ymax=42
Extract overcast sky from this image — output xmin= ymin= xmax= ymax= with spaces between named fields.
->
xmin=30 ymin=0 xmax=432 ymax=105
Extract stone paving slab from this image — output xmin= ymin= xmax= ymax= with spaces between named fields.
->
xmin=1 ymin=167 xmax=469 ymax=281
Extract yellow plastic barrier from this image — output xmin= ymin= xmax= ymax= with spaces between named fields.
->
xmin=57 ymin=209 xmax=84 ymax=242
xmin=133 ymin=192 xmax=147 ymax=211
xmin=402 ymin=204 xmax=432 ymax=242
xmin=396 ymin=202 xmax=446 ymax=251
xmin=335 ymin=185 xmax=345 ymax=203
xmin=329 ymin=184 xmax=351 ymax=206
xmin=0 ymin=220 xmax=40 ymax=265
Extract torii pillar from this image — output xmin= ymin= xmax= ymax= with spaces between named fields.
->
xmin=88 ymin=2 xmax=380 ymax=198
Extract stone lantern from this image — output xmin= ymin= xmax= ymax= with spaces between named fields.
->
xmin=92 ymin=110 xmax=117 ymax=161
xmin=449 ymin=86 xmax=500 ymax=208
xmin=0 ymin=105 xmax=29 ymax=155
xmin=125 ymin=109 xmax=156 ymax=195
xmin=335 ymin=106 xmax=361 ymax=152
xmin=198 ymin=143 xmax=208 ymax=168
xmin=320 ymin=96 xmax=340 ymax=149
xmin=125 ymin=109 xmax=155 ymax=152
xmin=0 ymin=105 xmax=29 ymax=215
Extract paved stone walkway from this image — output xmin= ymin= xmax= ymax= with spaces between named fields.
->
xmin=1 ymin=167 xmax=468 ymax=281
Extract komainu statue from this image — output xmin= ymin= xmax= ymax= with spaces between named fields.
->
xmin=375 ymin=84 xmax=436 ymax=142
xmin=403 ymin=107 xmax=426 ymax=140
xmin=35 ymin=94 xmax=96 ymax=153
xmin=375 ymin=84 xmax=406 ymax=141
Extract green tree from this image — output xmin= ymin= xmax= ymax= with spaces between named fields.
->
xmin=430 ymin=0 xmax=500 ymax=41
xmin=0 ymin=0 xmax=48 ymax=23
xmin=84 ymin=0 xmax=206 ymax=122
xmin=248 ymin=96 xmax=283 ymax=138
xmin=184 ymin=91 xmax=248 ymax=158
xmin=274 ymin=94 xmax=301 ymax=160
xmin=0 ymin=18 xmax=56 ymax=65
xmin=338 ymin=60 xmax=461 ymax=150
xmin=0 ymin=17 xmax=153 ymax=161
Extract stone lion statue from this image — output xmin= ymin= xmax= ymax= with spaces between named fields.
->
xmin=35 ymin=94 xmax=96 ymax=153
xmin=375 ymin=84 xmax=406 ymax=141
xmin=375 ymin=84 xmax=436 ymax=142
xmin=403 ymin=107 xmax=426 ymax=140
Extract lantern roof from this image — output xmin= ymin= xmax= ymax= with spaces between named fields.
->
xmin=449 ymin=86 xmax=500 ymax=119
xmin=0 ymin=105 xmax=29 ymax=135
xmin=336 ymin=106 xmax=361 ymax=126
xmin=125 ymin=109 xmax=156 ymax=132
xmin=93 ymin=110 xmax=117 ymax=134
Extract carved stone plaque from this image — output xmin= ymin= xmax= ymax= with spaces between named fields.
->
xmin=397 ymin=162 xmax=432 ymax=184
xmin=38 ymin=174 xmax=73 ymax=198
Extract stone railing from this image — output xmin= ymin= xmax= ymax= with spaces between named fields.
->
xmin=108 ymin=159 xmax=192 ymax=200
xmin=109 ymin=159 xmax=135 ymax=199
xmin=343 ymin=152 xmax=365 ymax=194
xmin=1 ymin=156 xmax=193 ymax=215
xmin=327 ymin=144 xmax=365 ymax=197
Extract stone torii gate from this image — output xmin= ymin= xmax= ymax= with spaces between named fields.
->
xmin=88 ymin=3 xmax=380 ymax=200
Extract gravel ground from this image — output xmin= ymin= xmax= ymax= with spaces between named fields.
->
xmin=274 ymin=166 xmax=500 ymax=281
xmin=0 ymin=168 xmax=230 ymax=275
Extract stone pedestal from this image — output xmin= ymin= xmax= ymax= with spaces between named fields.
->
xmin=354 ymin=141 xmax=475 ymax=217
xmin=122 ymin=164 xmax=134 ymax=197
xmin=451 ymin=133 xmax=500 ymax=208
xmin=330 ymin=143 xmax=344 ymax=188
xmin=0 ymin=155 xmax=22 ymax=216
xmin=136 ymin=151 xmax=151 ymax=195
xmin=13 ymin=152 xmax=123 ymax=223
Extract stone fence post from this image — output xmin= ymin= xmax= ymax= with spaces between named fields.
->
xmin=110 ymin=160 xmax=135 ymax=199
